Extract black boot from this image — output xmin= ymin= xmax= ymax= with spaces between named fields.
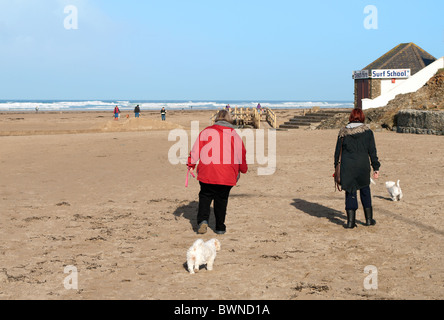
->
xmin=345 ymin=210 xmax=357 ymax=229
xmin=364 ymin=207 xmax=376 ymax=226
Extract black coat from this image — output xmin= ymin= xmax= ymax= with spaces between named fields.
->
xmin=334 ymin=123 xmax=381 ymax=193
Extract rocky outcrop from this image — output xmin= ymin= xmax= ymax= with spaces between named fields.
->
xmin=316 ymin=113 xmax=349 ymax=130
xmin=365 ymin=70 xmax=444 ymax=130
xmin=395 ymin=109 xmax=444 ymax=135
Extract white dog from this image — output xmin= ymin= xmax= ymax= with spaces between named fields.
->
xmin=186 ymin=239 xmax=221 ymax=274
xmin=386 ymin=180 xmax=403 ymax=201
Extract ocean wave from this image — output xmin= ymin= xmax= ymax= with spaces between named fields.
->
xmin=0 ymin=100 xmax=353 ymax=111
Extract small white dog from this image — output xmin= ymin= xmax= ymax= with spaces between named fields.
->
xmin=386 ymin=180 xmax=403 ymax=201
xmin=186 ymin=239 xmax=221 ymax=274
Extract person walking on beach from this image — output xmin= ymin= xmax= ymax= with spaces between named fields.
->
xmin=134 ymin=105 xmax=141 ymax=118
xmin=161 ymin=107 xmax=166 ymax=121
xmin=113 ymin=105 xmax=120 ymax=120
xmin=257 ymin=103 xmax=262 ymax=114
xmin=188 ymin=110 xmax=248 ymax=235
xmin=334 ymin=108 xmax=380 ymax=229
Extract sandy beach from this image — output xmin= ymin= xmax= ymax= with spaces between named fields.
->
xmin=0 ymin=109 xmax=443 ymax=300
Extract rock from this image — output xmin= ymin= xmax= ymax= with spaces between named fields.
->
xmin=316 ymin=113 xmax=349 ymax=130
xmin=397 ymin=109 xmax=444 ymax=134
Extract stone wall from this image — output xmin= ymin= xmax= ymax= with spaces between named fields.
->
xmin=395 ymin=109 xmax=444 ymax=135
xmin=369 ymin=79 xmax=381 ymax=99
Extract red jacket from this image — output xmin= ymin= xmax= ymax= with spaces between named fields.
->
xmin=188 ymin=123 xmax=248 ymax=186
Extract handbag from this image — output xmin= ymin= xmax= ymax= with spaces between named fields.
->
xmin=334 ymin=138 xmax=344 ymax=192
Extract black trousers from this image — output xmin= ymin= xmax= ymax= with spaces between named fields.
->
xmin=197 ymin=182 xmax=233 ymax=232
xmin=345 ymin=186 xmax=372 ymax=211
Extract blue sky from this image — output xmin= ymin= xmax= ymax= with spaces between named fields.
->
xmin=0 ymin=0 xmax=442 ymax=101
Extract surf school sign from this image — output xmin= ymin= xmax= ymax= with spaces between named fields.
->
xmin=353 ymin=69 xmax=411 ymax=80
xmin=371 ymin=69 xmax=411 ymax=79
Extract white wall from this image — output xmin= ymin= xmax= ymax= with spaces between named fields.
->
xmin=362 ymin=57 xmax=444 ymax=110
xmin=380 ymin=78 xmax=407 ymax=96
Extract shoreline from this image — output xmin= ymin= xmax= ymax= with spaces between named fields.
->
xmin=0 ymin=107 xmax=352 ymax=115
xmin=0 ymin=108 xmax=354 ymax=137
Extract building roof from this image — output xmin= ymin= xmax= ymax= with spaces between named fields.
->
xmin=363 ymin=43 xmax=436 ymax=75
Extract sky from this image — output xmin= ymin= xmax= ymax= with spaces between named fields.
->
xmin=0 ymin=0 xmax=443 ymax=101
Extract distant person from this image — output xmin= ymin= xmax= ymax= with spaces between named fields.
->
xmin=35 ymin=106 xmax=39 ymax=113
xmin=187 ymin=110 xmax=248 ymax=235
xmin=114 ymin=106 xmax=120 ymax=120
xmin=134 ymin=105 xmax=141 ymax=118
xmin=257 ymin=103 xmax=262 ymax=114
xmin=225 ymin=104 xmax=231 ymax=110
xmin=334 ymin=108 xmax=381 ymax=229
xmin=161 ymin=107 xmax=166 ymax=121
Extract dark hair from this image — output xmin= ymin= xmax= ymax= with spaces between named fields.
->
xmin=349 ymin=108 xmax=365 ymax=123
xmin=215 ymin=110 xmax=233 ymax=123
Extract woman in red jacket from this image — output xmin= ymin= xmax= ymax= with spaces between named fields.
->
xmin=188 ymin=110 xmax=248 ymax=235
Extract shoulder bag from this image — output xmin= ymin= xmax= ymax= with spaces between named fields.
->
xmin=334 ymin=138 xmax=344 ymax=192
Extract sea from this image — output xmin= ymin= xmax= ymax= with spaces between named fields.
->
xmin=0 ymin=100 xmax=353 ymax=112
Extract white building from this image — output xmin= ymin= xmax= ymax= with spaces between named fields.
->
xmin=353 ymin=43 xmax=442 ymax=110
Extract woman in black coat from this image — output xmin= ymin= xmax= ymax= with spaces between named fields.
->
xmin=334 ymin=109 xmax=381 ymax=229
